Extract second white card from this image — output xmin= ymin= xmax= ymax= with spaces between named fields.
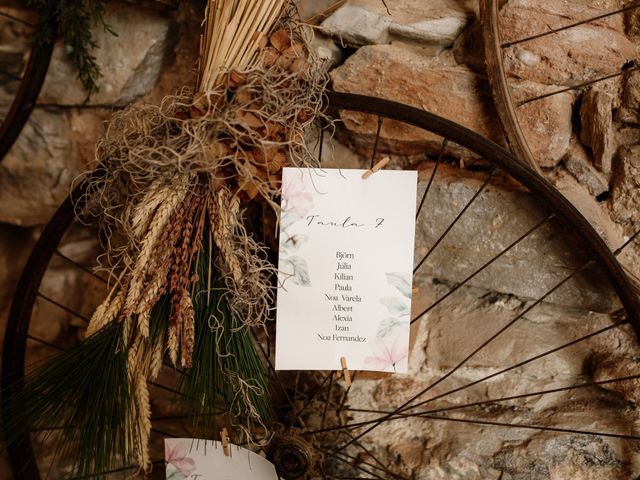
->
xmin=275 ymin=167 xmax=417 ymax=373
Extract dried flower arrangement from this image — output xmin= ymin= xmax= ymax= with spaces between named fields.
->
xmin=4 ymin=1 xmax=329 ymax=476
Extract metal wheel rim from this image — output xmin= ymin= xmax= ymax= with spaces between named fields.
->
xmin=2 ymin=91 xmax=639 ymax=479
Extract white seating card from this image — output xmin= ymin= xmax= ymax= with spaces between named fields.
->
xmin=276 ymin=167 xmax=417 ymax=373
xmin=165 ymin=438 xmax=278 ymax=479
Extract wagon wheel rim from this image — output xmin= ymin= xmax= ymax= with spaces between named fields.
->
xmin=3 ymin=91 xmax=640 ymax=479
xmin=0 ymin=10 xmax=55 ymax=164
xmin=480 ymin=0 xmax=640 ymax=176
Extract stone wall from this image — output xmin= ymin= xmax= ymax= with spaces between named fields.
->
xmin=320 ymin=2 xmax=640 ymax=478
xmin=0 ymin=1 xmax=639 ymax=478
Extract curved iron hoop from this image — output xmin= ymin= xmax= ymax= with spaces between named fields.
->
xmin=1 ymin=188 xmax=82 ymax=478
xmin=479 ymin=0 xmax=542 ymax=175
xmin=3 ymin=92 xmax=640 ymax=479
xmin=325 ymin=92 xmax=640 ymax=334
xmin=0 ymin=18 xmax=56 ymax=164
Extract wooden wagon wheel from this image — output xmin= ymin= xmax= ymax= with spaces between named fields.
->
xmin=480 ymin=0 xmax=640 ymax=176
xmin=4 ymin=92 xmax=640 ymax=479
xmin=481 ymin=0 xmax=640 ymax=297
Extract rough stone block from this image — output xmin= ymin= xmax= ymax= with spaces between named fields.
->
xmin=563 ymin=139 xmax=609 ymax=197
xmin=321 ymin=5 xmax=391 ymax=46
xmin=611 ymin=145 xmax=640 ymax=229
xmin=509 ymin=80 xmax=575 ymax=168
xmin=414 ymin=165 xmax=620 ymax=312
xmin=618 ymin=69 xmax=640 ymax=125
xmin=330 ymin=44 xmax=504 ymax=156
xmin=616 ymin=126 xmax=640 ymax=149
xmin=347 ymin=275 xmax=637 ymax=478
xmin=545 ymin=169 xmax=622 ymax=249
xmin=39 ymin=3 xmax=177 ymax=106
xmin=580 ymin=85 xmax=616 ymax=177
xmin=330 ymin=44 xmax=575 ymax=169
xmin=388 ymin=15 xmax=469 ymax=48
xmin=452 ymin=20 xmax=485 ymax=73
xmin=311 ymin=33 xmax=344 ymax=69
xmin=0 ymin=109 xmax=77 ymax=226
xmin=500 ymin=0 xmax=636 ymax=86
xmin=0 ymin=7 xmax=34 ymax=108
xmin=625 ymin=1 xmax=640 ymax=41
xmin=321 ymin=0 xmax=475 ymax=50
xmin=296 ymin=0 xmax=348 ymax=23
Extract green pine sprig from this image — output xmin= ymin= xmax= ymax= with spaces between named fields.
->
xmin=178 ymin=229 xmax=272 ymax=439
xmin=2 ymin=231 xmax=271 ymax=476
xmin=29 ymin=0 xmax=116 ymax=97
xmin=3 ymin=322 xmax=132 ymax=478
xmin=2 ymin=297 xmax=169 ymax=479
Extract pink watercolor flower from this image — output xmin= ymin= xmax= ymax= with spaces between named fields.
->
xmin=282 ymin=174 xmax=314 ymax=220
xmin=165 ymin=440 xmax=197 ymax=477
xmin=364 ymin=339 xmax=408 ymax=372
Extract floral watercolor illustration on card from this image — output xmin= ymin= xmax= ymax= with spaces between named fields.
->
xmin=279 ymin=170 xmax=314 ymax=288
xmin=365 ymin=272 xmax=412 ymax=372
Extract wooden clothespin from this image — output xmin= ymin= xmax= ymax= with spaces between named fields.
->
xmin=362 ymin=156 xmax=391 ymax=179
xmin=340 ymin=356 xmax=351 ymax=386
xmin=220 ymin=427 xmax=230 ymax=457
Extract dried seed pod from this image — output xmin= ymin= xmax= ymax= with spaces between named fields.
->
xmin=240 ymin=158 xmax=259 ymax=176
xmin=267 ymin=174 xmax=281 ymax=190
xmin=242 ymin=183 xmax=260 ymax=199
xmin=236 ymin=110 xmax=262 ymax=128
xmin=283 ymin=41 xmax=304 ymax=59
xmin=228 ymin=70 xmax=247 ymax=88
xmin=289 ymin=57 xmax=307 ymax=74
xmin=251 ymin=146 xmax=268 ymax=163
xmin=190 ymin=106 xmax=205 ymax=119
xmin=287 ymin=127 xmax=305 ymax=145
xmin=249 ymin=100 xmax=265 ymax=113
xmin=260 ymin=47 xmax=279 ymax=68
xmin=297 ymin=109 xmax=312 ymax=123
xmin=276 ymin=54 xmax=293 ymax=71
xmin=234 ymin=85 xmax=253 ymax=105
xmin=270 ymin=28 xmax=291 ymax=52
xmin=203 ymin=141 xmax=229 ymax=159
xmin=254 ymin=164 xmax=269 ymax=182
xmin=263 ymin=121 xmax=285 ymax=140
xmin=266 ymin=149 xmax=286 ymax=174
xmin=251 ymin=146 xmax=286 ymax=174
xmin=238 ymin=161 xmax=261 ymax=199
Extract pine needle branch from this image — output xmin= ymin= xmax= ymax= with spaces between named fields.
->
xmin=178 ymin=229 xmax=272 ymax=440
xmin=2 ymin=298 xmax=169 ymax=478
xmin=2 ymin=322 xmax=131 ymax=478
xmin=28 ymin=0 xmax=116 ymax=98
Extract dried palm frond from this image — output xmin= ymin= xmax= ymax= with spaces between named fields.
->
xmin=197 ymin=0 xmax=286 ymax=93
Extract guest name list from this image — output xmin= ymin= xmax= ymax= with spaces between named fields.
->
xmin=317 ymin=251 xmax=366 ymax=343
xmin=275 ymin=167 xmax=417 ymax=372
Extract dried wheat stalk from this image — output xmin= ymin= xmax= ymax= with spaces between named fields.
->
xmin=124 ymin=182 xmax=190 ymax=325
